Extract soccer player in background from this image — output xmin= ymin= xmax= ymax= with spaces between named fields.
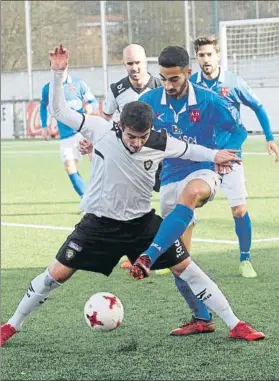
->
xmin=102 ymin=43 xmax=161 ymax=123
xmin=102 ymin=43 xmax=162 ymax=270
xmin=134 ymin=45 xmax=252 ymax=336
xmin=1 ymin=43 xmax=263 ymax=347
xmin=40 ymin=64 xmax=99 ymax=200
xmin=190 ymin=34 xmax=279 ymax=278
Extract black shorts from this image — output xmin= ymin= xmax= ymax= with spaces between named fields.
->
xmin=56 ymin=210 xmax=189 ymax=276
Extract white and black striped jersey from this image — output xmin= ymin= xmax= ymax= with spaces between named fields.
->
xmin=50 ymin=71 xmax=217 ymax=221
xmin=102 ymin=74 xmax=161 ymax=121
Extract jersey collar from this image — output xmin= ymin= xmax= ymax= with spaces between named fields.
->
xmin=64 ymin=75 xmax=72 ymax=84
xmin=160 ymin=81 xmax=197 ymax=107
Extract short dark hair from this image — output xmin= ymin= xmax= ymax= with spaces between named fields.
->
xmin=193 ymin=34 xmax=220 ymax=54
xmin=120 ymin=101 xmax=153 ymax=132
xmin=158 ymin=46 xmax=189 ymax=68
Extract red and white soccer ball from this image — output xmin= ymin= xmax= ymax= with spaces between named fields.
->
xmin=84 ymin=292 xmax=124 ymax=332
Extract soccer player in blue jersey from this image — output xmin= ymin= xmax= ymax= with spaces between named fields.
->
xmin=131 ymin=45 xmax=259 ymax=337
xmin=40 ymin=66 xmax=99 ymax=199
xmin=190 ymin=34 xmax=279 ymax=278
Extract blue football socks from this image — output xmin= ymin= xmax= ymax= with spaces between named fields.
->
xmin=174 ymin=274 xmax=211 ymax=321
xmin=144 ymin=204 xmax=194 ymax=265
xmin=234 ymin=212 xmax=252 ymax=262
xmin=69 ymin=172 xmax=85 ymax=197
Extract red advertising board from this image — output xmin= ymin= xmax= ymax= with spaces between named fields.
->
xmin=27 ymin=102 xmax=59 ymax=137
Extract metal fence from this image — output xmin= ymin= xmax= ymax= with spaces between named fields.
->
xmin=1 ymin=0 xmax=279 ymax=138
xmin=2 ymin=0 xmax=279 ymax=72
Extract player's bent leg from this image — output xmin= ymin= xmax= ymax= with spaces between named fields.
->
xmin=232 ymin=204 xmax=257 ymax=278
xmin=139 ymin=179 xmax=212 ymax=266
xmin=1 ymin=260 xmax=75 ymax=347
xmin=170 ymin=259 xmax=264 ymax=341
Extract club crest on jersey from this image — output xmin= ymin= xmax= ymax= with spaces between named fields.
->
xmin=220 ymin=87 xmax=229 ymax=97
xmin=68 ymin=84 xmax=75 ymax=92
xmin=144 ymin=160 xmax=153 ymax=171
xmin=190 ymin=110 xmax=200 ymax=122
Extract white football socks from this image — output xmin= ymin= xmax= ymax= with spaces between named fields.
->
xmin=8 ymin=268 xmax=60 ymax=331
xmin=179 ymin=261 xmax=240 ymax=329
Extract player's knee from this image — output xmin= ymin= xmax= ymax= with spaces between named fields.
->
xmin=48 ymin=260 xmax=75 ymax=284
xmin=170 ymin=257 xmax=192 ymax=276
xmin=178 ymin=185 xmax=208 ymax=207
xmin=64 ymin=160 xmax=77 ymax=174
xmin=232 ymin=204 xmax=247 ymax=218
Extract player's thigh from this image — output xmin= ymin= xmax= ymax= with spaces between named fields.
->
xmin=160 ymin=180 xmax=197 ymax=227
xmin=56 ymin=214 xmax=123 ymax=277
xmin=127 ymin=212 xmax=190 ymax=270
xmin=220 ymin=163 xmax=247 ymax=207
xmin=60 ymin=134 xmax=82 ymax=166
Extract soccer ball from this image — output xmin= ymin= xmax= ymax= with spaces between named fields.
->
xmin=84 ymin=292 xmax=124 ymax=332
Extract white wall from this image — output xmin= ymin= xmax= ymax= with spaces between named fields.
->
xmin=1 ymin=63 xmax=278 ymax=133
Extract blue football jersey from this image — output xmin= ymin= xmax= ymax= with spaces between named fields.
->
xmin=190 ymin=69 xmax=262 ymax=148
xmin=139 ymin=82 xmax=246 ymax=186
xmin=40 ymin=75 xmax=99 ymax=140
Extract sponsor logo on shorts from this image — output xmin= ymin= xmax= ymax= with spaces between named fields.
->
xmin=65 ymin=248 xmax=76 ymax=260
xmin=144 ymin=160 xmax=153 ymax=171
xmin=68 ymin=241 xmax=82 ymax=252
xmin=174 ymin=239 xmax=185 ymax=258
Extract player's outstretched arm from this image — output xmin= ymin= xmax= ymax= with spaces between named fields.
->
xmin=164 ymin=135 xmax=241 ymax=166
xmin=49 ymin=43 xmax=110 ymax=141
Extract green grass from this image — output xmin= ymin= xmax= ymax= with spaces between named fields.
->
xmin=1 ymin=137 xmax=279 ymax=380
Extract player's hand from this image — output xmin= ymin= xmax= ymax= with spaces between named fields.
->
xmin=49 ymin=43 xmax=69 ymax=71
xmin=41 ymin=127 xmax=50 ymax=141
xmin=129 ymin=255 xmax=151 ymax=280
xmin=214 ymin=149 xmax=242 ymax=165
xmin=266 ymin=141 xmax=279 ymax=163
xmin=215 ymin=163 xmax=233 ymax=175
xmin=79 ymin=139 xmax=93 ymax=155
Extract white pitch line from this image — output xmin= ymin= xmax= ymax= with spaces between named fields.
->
xmin=1 ymin=222 xmax=72 ymax=231
xmin=242 ymin=152 xmax=272 ymax=155
xmin=1 ymin=222 xmax=279 ymax=244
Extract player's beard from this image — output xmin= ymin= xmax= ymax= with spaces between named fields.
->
xmin=167 ymin=77 xmax=188 ymax=99
xmin=201 ymin=63 xmax=219 ymax=78
xmin=201 ymin=64 xmax=213 ymax=75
